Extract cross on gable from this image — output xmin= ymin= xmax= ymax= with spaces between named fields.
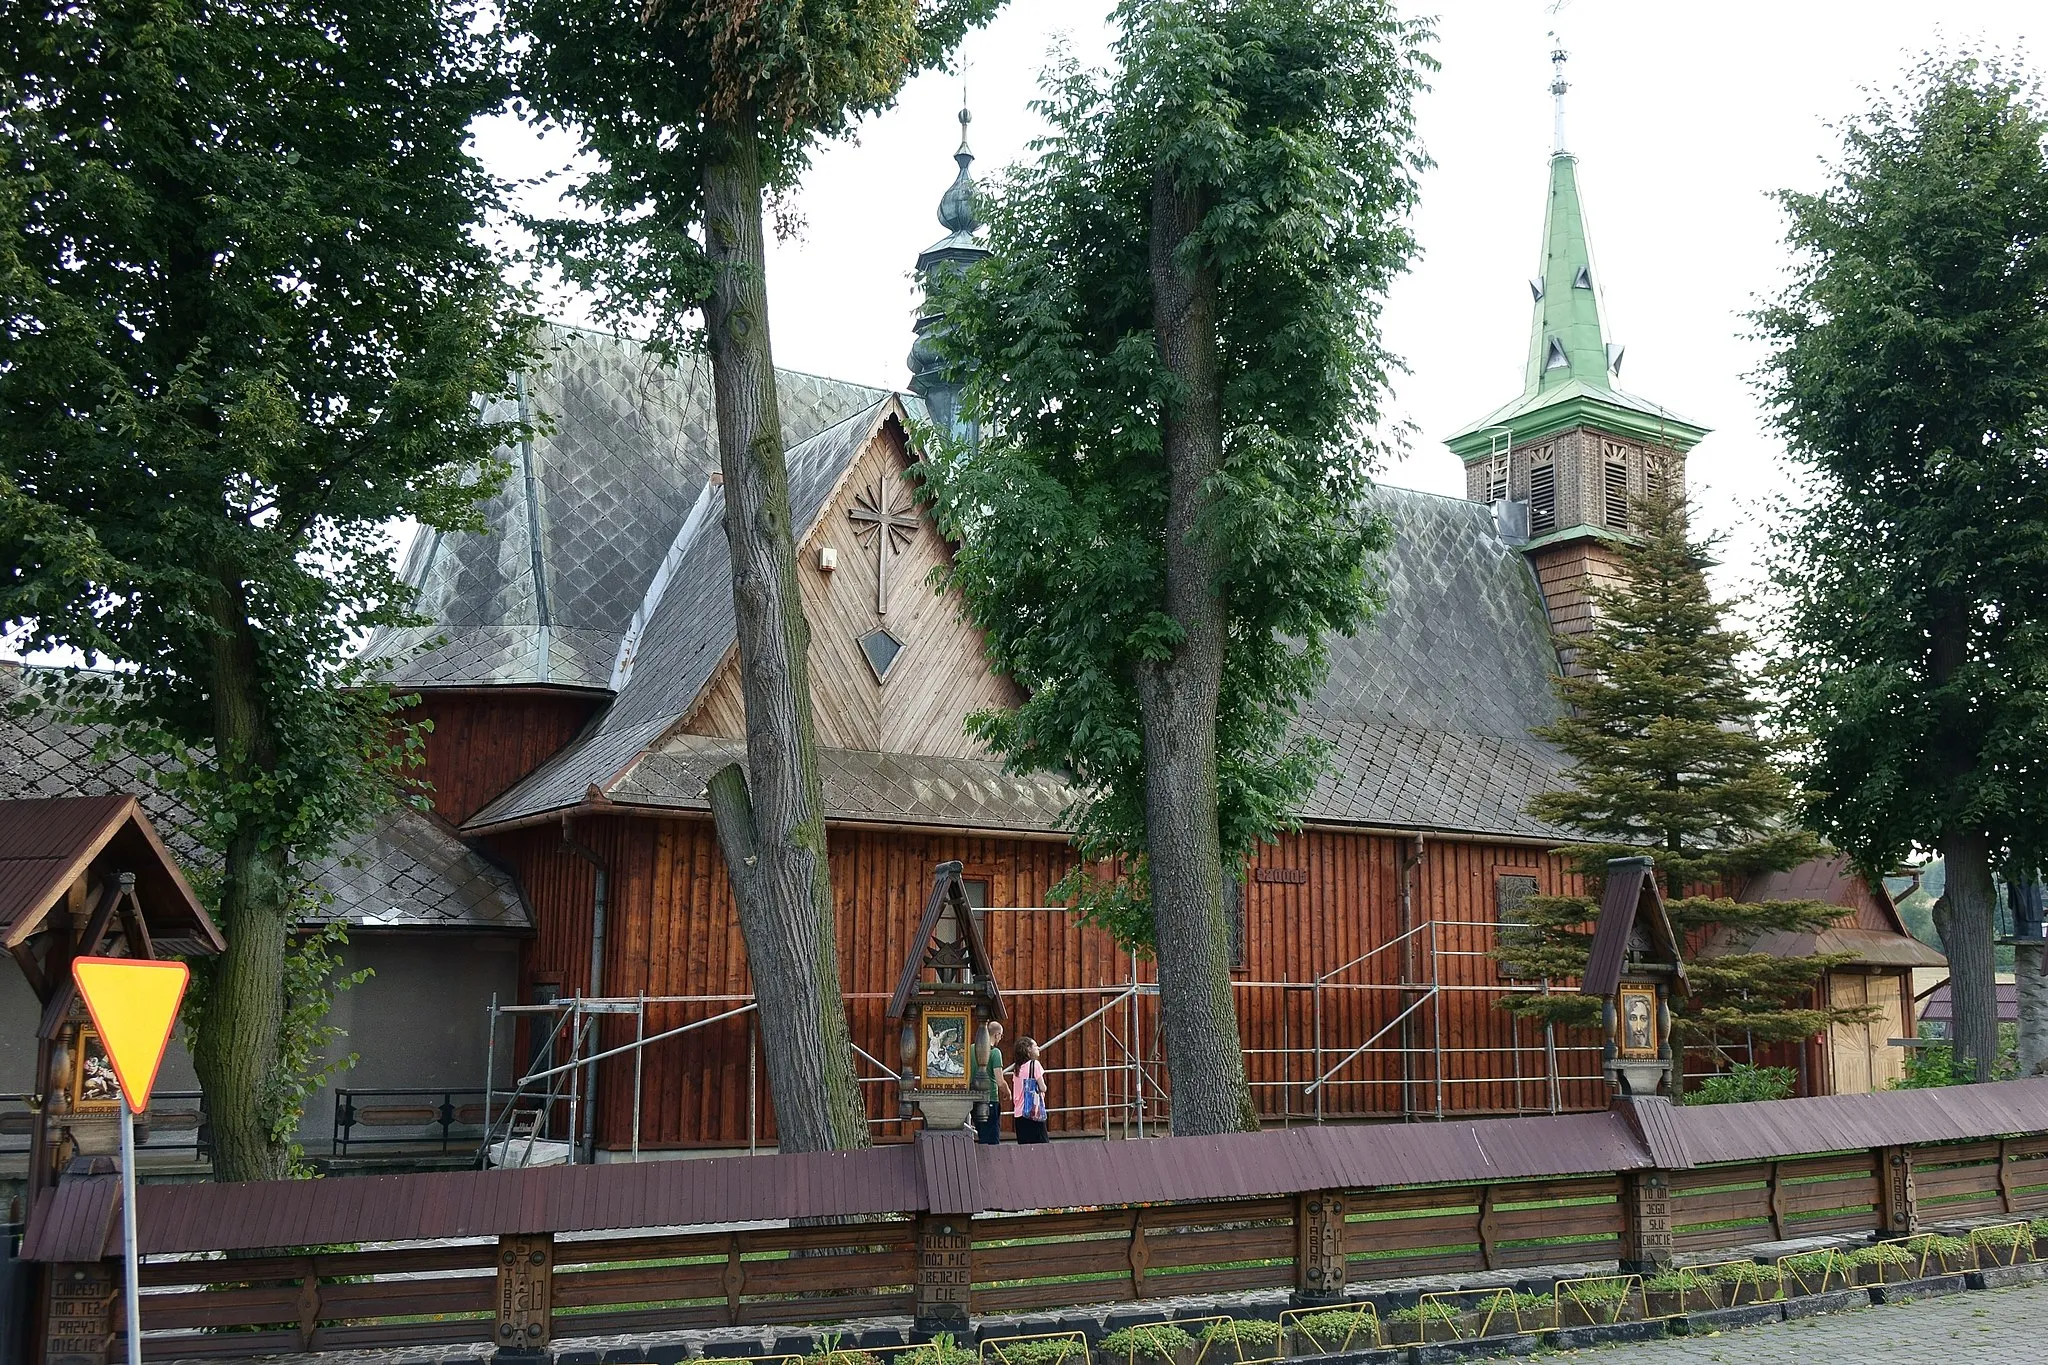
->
xmin=847 ymin=474 xmax=920 ymax=615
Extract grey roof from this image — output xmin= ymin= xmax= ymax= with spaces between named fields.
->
xmin=469 ymin=476 xmax=1577 ymax=841
xmin=467 ymin=398 xmax=902 ymax=828
xmin=1297 ymin=487 xmax=1576 ymax=838
xmin=0 ymin=667 xmax=529 ymax=931
xmin=605 ymin=735 xmax=1072 ymax=833
xmin=362 ymin=324 xmax=892 ymax=691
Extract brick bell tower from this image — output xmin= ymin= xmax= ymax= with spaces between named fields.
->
xmin=1445 ymin=46 xmax=1709 ymax=658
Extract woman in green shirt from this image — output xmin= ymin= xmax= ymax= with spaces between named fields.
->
xmin=973 ymin=1021 xmax=1006 ymax=1144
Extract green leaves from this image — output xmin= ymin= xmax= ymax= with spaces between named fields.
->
xmin=918 ymin=0 xmax=1428 ymax=948
xmin=1759 ymin=53 xmax=2048 ymax=877
xmin=511 ymin=0 xmax=1004 ymax=352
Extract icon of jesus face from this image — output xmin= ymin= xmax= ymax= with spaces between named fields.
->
xmin=1622 ymin=992 xmax=1655 ymax=1054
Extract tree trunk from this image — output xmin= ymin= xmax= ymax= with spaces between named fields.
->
xmin=1939 ymin=832 xmax=2001 ymax=1083
xmin=189 ymin=597 xmax=295 ymax=1182
xmin=2017 ymin=942 xmax=2048 ymax=1078
xmin=1132 ymin=166 xmax=1257 ymax=1137
xmin=699 ymin=108 xmax=867 ymax=1154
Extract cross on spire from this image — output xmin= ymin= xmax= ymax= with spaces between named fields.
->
xmin=848 ymin=475 xmax=920 ymax=615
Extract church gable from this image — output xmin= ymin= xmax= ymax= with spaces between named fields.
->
xmin=682 ymin=414 xmax=1022 ymax=760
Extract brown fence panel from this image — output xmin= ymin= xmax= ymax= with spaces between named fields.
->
xmin=1343 ymin=1185 xmax=1484 ymax=1280
xmin=1915 ymin=1141 xmax=2008 ymax=1219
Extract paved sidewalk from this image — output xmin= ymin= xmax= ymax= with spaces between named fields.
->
xmin=1562 ymin=1281 xmax=2045 ymax=1362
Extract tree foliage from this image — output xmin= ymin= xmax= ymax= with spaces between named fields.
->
xmin=919 ymin=0 xmax=1432 ymax=949
xmin=1756 ymin=53 xmax=2048 ymax=1082
xmin=0 ymin=0 xmax=534 ymax=1178
xmin=510 ymin=0 xmax=1005 ymax=352
xmin=508 ymin=0 xmax=1003 ymax=1152
xmin=1499 ymin=493 xmax=1864 ymax=1062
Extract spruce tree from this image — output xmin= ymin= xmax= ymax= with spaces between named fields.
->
xmin=1501 ymin=492 xmax=1869 ymax=1070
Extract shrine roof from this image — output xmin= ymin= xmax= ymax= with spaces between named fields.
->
xmin=361 ymin=324 xmax=893 ymax=692
xmin=0 ymin=668 xmax=530 ymax=932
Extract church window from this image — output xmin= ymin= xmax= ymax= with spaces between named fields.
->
xmin=1646 ymin=454 xmax=1678 ymax=506
xmin=1529 ymin=459 xmax=1556 ymax=534
xmin=1573 ymin=265 xmax=1592 ymax=289
xmin=858 ymin=628 xmax=905 ymax=682
xmin=1603 ymin=458 xmax=1629 ymax=530
xmin=1544 ymin=336 xmax=1569 ymax=371
xmin=1495 ymin=874 xmax=1541 ymax=978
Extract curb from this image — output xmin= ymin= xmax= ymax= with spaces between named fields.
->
xmin=1669 ymin=1302 xmax=1784 ymax=1335
xmin=1869 ymin=1273 xmax=1968 ymax=1305
xmin=1781 ymin=1287 xmax=1872 ymax=1320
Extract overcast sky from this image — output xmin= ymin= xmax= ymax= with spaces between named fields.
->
xmin=478 ymin=0 xmax=2038 ymax=606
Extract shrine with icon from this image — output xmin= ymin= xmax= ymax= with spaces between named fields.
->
xmin=887 ymin=862 xmax=1006 ymax=1131
xmin=0 ymin=795 xmax=224 ymax=1206
xmin=1581 ymin=856 xmax=1688 ymax=1098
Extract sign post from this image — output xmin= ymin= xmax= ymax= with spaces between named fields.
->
xmin=70 ymin=957 xmax=189 ymax=1365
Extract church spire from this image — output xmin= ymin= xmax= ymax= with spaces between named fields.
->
xmin=907 ymin=100 xmax=989 ymax=448
xmin=1446 ymin=44 xmax=1706 ymax=471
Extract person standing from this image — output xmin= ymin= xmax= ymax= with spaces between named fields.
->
xmin=973 ymin=1021 xmax=1006 ymax=1144
xmin=1012 ymin=1037 xmax=1049 ymax=1144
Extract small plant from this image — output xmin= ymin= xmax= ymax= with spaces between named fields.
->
xmin=1644 ymin=1269 xmax=1711 ymax=1293
xmin=1505 ymin=1291 xmax=1554 ymax=1316
xmin=1780 ymin=1249 xmax=1849 ymax=1292
xmin=1197 ymin=1319 xmax=1278 ymax=1362
xmin=1971 ymin=1223 xmax=2033 ymax=1264
xmin=1710 ymin=1261 xmax=1782 ymax=1304
xmin=1850 ymin=1242 xmax=1913 ymax=1267
xmin=1905 ymin=1232 xmax=1972 ymax=1270
xmin=1286 ymin=1309 xmax=1373 ymax=1353
xmin=998 ymin=1342 xmax=1086 ymax=1365
xmin=806 ymin=1336 xmax=881 ymax=1365
xmin=1099 ymin=1325 xmax=1192 ymax=1365
xmin=904 ymin=1336 xmax=977 ymax=1365
xmin=1683 ymin=1064 xmax=1796 ymax=1105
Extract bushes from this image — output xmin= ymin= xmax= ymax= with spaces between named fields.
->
xmin=1683 ymin=1065 xmax=1796 ymax=1105
xmin=1097 ymin=1325 xmax=1193 ymax=1365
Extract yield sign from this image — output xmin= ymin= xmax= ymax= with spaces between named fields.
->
xmin=70 ymin=957 xmax=189 ymax=1114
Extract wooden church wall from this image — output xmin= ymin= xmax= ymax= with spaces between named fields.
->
xmin=405 ymin=690 xmax=603 ymax=825
xmin=486 ymin=815 xmax=1611 ymax=1150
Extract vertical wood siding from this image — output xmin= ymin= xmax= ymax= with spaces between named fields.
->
xmin=488 ymin=817 xmax=1611 ymax=1150
xmin=407 ymin=693 xmax=601 ymax=824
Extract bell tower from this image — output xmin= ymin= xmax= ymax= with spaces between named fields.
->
xmin=1445 ymin=47 xmax=1709 ymax=647
xmin=907 ymin=102 xmax=989 ymax=448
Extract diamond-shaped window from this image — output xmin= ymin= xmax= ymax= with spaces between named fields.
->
xmin=859 ymin=628 xmax=905 ymax=682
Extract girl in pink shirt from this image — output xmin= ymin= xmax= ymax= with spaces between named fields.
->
xmin=1012 ymin=1036 xmax=1049 ymax=1144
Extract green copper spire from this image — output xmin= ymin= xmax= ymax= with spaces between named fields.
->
xmin=1446 ymin=50 xmax=1707 ymax=462
xmin=1522 ymin=152 xmax=1612 ymax=396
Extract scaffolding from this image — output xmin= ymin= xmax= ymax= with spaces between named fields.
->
xmin=475 ymin=919 xmax=1605 ymax=1162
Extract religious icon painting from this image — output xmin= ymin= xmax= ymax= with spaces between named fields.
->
xmin=919 ymin=1007 xmax=972 ymax=1090
xmin=69 ymin=1026 xmax=120 ymax=1112
xmin=1617 ymin=985 xmax=1659 ymax=1058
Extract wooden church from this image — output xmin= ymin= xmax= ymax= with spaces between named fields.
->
xmin=334 ymin=92 xmax=1942 ymax=1156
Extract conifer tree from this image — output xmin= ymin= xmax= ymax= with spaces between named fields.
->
xmin=1500 ymin=492 xmax=1869 ymax=1070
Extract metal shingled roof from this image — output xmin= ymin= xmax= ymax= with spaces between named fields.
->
xmin=0 ymin=669 xmax=529 ymax=933
xmin=362 ymin=326 xmax=894 ymax=691
xmin=467 ymin=399 xmax=904 ymax=829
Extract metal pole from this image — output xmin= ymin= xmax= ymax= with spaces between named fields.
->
xmin=1431 ymin=922 xmax=1445 ymax=1119
xmin=1543 ymin=979 xmax=1560 ymax=1114
xmin=748 ymin=1025 xmax=758 ymax=1156
xmin=631 ymin=995 xmax=644 ymax=1162
xmin=482 ymin=992 xmax=497 ymax=1161
xmin=565 ymin=1009 xmax=581 ymax=1165
xmin=1313 ymin=979 xmax=1323 ymax=1123
xmin=1281 ymin=975 xmax=1291 ymax=1128
xmin=119 ymin=1098 xmax=141 ymax=1365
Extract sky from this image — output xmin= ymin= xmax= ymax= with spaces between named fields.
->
xmin=476 ymin=0 xmax=2039 ymax=606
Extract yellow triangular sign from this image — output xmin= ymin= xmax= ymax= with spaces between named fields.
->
xmin=71 ymin=957 xmax=189 ymax=1114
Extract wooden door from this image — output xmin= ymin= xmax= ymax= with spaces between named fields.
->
xmin=1865 ymin=973 xmax=1906 ymax=1090
xmin=1828 ymin=973 xmax=1875 ymax=1094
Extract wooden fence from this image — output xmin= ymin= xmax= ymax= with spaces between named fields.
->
xmin=25 ymin=1085 xmax=2048 ymax=1362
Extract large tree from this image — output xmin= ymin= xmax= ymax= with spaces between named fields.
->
xmin=0 ymin=0 xmax=533 ymax=1178
xmin=1757 ymin=54 xmax=2048 ymax=1084
xmin=919 ymin=0 xmax=1430 ymax=1134
xmin=1498 ymin=492 xmax=1866 ymax=1073
xmin=508 ymin=0 xmax=1002 ymax=1152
